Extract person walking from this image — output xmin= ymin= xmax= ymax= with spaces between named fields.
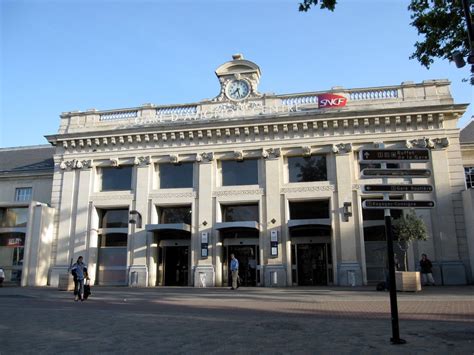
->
xmin=0 ymin=267 xmax=5 ymax=287
xmin=230 ymin=253 xmax=239 ymax=290
xmin=71 ymin=256 xmax=88 ymax=301
xmin=419 ymin=253 xmax=435 ymax=286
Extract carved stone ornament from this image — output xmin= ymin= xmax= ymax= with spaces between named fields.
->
xmin=110 ymin=158 xmax=119 ymax=167
xmin=332 ymin=143 xmax=353 ymax=154
xmin=134 ymin=156 xmax=151 ymax=166
xmin=59 ymin=159 xmax=92 ymax=170
xmin=262 ymin=148 xmax=281 ymax=159
xmin=196 ymin=152 xmax=214 ymax=163
xmin=408 ymin=137 xmax=447 ymax=149
xmin=169 ymin=154 xmax=179 ymax=164
xmin=301 ymin=146 xmax=312 ymax=157
xmin=233 ymin=150 xmax=244 ymax=161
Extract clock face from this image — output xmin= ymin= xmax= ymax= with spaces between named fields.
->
xmin=226 ymin=79 xmax=250 ymax=100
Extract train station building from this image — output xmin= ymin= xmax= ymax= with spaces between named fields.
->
xmin=0 ymin=54 xmax=472 ymax=287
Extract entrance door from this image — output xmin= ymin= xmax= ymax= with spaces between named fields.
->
xmin=224 ymin=245 xmax=259 ymax=287
xmin=163 ymin=246 xmax=189 ymax=286
xmin=296 ymin=243 xmax=327 ymax=286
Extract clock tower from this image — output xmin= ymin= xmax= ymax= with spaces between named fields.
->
xmin=213 ymin=54 xmax=262 ymax=102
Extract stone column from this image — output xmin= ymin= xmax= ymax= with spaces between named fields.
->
xmin=262 ymin=148 xmax=286 ymax=286
xmin=129 ymin=156 xmax=152 ymax=287
xmin=429 ymin=144 xmax=466 ymax=284
xmin=333 ymin=143 xmax=362 ymax=286
xmin=195 ymin=153 xmax=216 ymax=287
xmin=49 ymin=164 xmax=77 ymax=286
xmin=73 ymin=163 xmax=93 ymax=263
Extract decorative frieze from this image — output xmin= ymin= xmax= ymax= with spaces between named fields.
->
xmin=302 ymin=146 xmax=312 ymax=157
xmin=407 ymin=137 xmax=449 ymax=149
xmin=151 ymin=191 xmax=197 ymax=199
xmin=110 ymin=158 xmax=119 ymax=167
xmin=281 ymin=185 xmax=335 ymax=193
xmin=169 ymin=154 xmax=179 ymax=164
xmin=213 ymin=189 xmax=264 ymax=197
xmin=233 ymin=150 xmax=244 ymax=161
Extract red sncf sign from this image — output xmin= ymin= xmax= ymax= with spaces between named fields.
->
xmin=318 ymin=94 xmax=347 ymax=108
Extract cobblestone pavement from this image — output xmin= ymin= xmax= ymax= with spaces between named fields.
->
xmin=0 ymin=286 xmax=473 ymax=354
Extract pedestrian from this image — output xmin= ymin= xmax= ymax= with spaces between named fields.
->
xmin=0 ymin=267 xmax=5 ymax=287
xmin=419 ymin=253 xmax=435 ymax=286
xmin=71 ymin=256 xmax=88 ymax=301
xmin=230 ymin=253 xmax=239 ymax=290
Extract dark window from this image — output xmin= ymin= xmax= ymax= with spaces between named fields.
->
xmin=363 ymin=226 xmax=386 ymax=241
xmin=288 ymin=155 xmax=327 ymax=183
xmin=159 ymin=206 xmax=192 ymax=225
xmin=222 ymin=204 xmax=259 ymax=222
xmin=101 ymin=166 xmax=132 ymax=191
xmin=465 ymin=167 xmax=474 ymax=189
xmin=99 ymin=233 xmax=128 ymax=247
xmin=159 ymin=163 xmax=193 ymax=189
xmin=0 ymin=233 xmax=25 ymax=247
xmin=222 ymin=159 xmax=258 ymax=186
xmin=99 ymin=209 xmax=129 ymax=228
xmin=0 ymin=208 xmax=28 ymax=228
xmin=289 ymin=200 xmax=330 ymax=219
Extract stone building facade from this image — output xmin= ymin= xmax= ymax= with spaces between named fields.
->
xmin=1 ymin=55 xmax=471 ymax=287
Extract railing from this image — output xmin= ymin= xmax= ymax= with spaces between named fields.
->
xmin=156 ymin=106 xmax=197 ymax=116
xmin=100 ymin=110 xmax=139 ymax=121
xmin=349 ymin=89 xmax=398 ymax=101
xmin=281 ymin=95 xmax=318 ymax=106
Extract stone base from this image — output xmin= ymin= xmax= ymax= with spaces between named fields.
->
xmin=194 ymin=265 xmax=215 ymax=287
xmin=58 ymin=274 xmax=75 ymax=291
xmin=129 ymin=265 xmax=148 ymax=287
xmin=395 ymin=271 xmax=421 ymax=292
xmin=50 ymin=266 xmax=70 ymax=287
xmin=440 ymin=261 xmax=467 ymax=285
xmin=338 ymin=262 xmax=363 ymax=286
xmin=264 ymin=265 xmax=287 ymax=287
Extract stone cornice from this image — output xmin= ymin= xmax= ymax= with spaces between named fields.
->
xmin=46 ymin=103 xmax=467 ymax=147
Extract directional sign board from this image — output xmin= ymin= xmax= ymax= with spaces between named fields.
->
xmin=362 ymin=200 xmax=435 ymax=209
xmin=361 ymin=169 xmax=431 ymax=178
xmin=359 ymin=149 xmax=430 ymax=163
xmin=362 ymin=185 xmax=433 ymax=193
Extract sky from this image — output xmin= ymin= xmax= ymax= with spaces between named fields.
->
xmin=1 ymin=0 xmax=473 ymax=148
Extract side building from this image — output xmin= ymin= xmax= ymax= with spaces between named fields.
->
xmin=0 ymin=145 xmax=55 ymax=286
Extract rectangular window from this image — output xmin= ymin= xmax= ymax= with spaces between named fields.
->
xmin=15 ymin=187 xmax=32 ymax=202
xmin=100 ymin=166 xmax=132 ymax=191
xmin=159 ymin=206 xmax=192 ymax=225
xmin=0 ymin=208 xmax=29 ymax=228
xmin=99 ymin=209 xmax=129 ymax=228
xmin=289 ymin=200 xmax=330 ymax=219
xmin=222 ymin=159 xmax=258 ymax=186
xmin=465 ymin=167 xmax=474 ymax=189
xmin=99 ymin=233 xmax=128 ymax=247
xmin=159 ymin=162 xmax=193 ymax=189
xmin=222 ymin=204 xmax=259 ymax=222
xmin=288 ymin=155 xmax=327 ymax=183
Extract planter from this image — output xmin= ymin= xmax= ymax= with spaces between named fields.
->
xmin=58 ymin=274 xmax=74 ymax=291
xmin=395 ymin=271 xmax=421 ymax=292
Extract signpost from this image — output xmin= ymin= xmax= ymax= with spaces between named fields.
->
xmin=362 ymin=185 xmax=433 ymax=193
xmin=360 ymin=147 xmax=433 ymax=345
xmin=361 ymin=169 xmax=431 ymax=178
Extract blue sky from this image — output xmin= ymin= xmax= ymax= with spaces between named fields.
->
xmin=1 ymin=0 xmax=472 ymax=148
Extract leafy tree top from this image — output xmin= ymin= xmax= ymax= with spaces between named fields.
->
xmin=392 ymin=211 xmax=428 ymax=244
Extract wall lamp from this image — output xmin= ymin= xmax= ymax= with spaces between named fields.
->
xmin=343 ymin=202 xmax=352 ymax=221
xmin=129 ymin=210 xmax=142 ymax=228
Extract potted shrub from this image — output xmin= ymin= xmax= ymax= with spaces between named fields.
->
xmin=392 ymin=212 xmax=428 ymax=291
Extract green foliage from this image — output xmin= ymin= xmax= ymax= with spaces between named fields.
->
xmin=298 ymin=0 xmax=470 ymax=70
xmin=392 ymin=212 xmax=428 ymax=244
xmin=392 ymin=212 xmax=428 ymax=270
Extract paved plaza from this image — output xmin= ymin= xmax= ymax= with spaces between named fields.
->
xmin=0 ymin=285 xmax=473 ymax=354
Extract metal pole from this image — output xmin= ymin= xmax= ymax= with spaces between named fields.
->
xmin=381 ymin=151 xmax=406 ymax=345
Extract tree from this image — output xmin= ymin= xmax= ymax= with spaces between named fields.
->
xmin=392 ymin=212 xmax=428 ymax=271
xmin=298 ymin=0 xmax=471 ymax=70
